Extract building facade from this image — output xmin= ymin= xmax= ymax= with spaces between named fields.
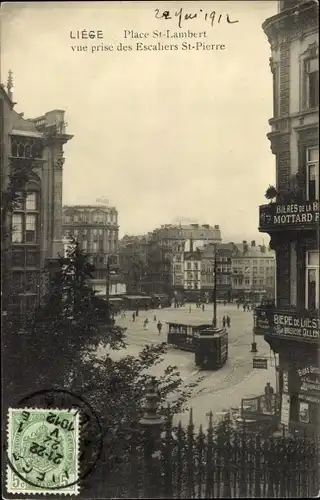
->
xmin=62 ymin=204 xmax=121 ymax=295
xmin=1 ymin=75 xmax=73 ymax=316
xmin=147 ymin=224 xmax=221 ymax=296
xmin=257 ymin=0 xmax=319 ymax=435
xmin=231 ymin=241 xmax=276 ymax=302
xmin=200 ymin=243 xmax=234 ymax=302
xmin=183 ymin=249 xmax=202 ymax=295
xmin=119 ymin=234 xmax=149 ymax=293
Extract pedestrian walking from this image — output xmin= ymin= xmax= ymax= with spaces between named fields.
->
xmin=226 ymin=315 xmax=231 ymax=328
xmin=202 ymin=303 xmax=205 ymax=312
xmin=243 ymin=304 xmax=246 ymax=312
xmin=144 ymin=318 xmax=149 ymax=330
xmin=157 ymin=321 xmax=162 ymax=335
xmin=189 ymin=305 xmax=191 ymax=313
xmin=222 ymin=316 xmax=226 ymax=328
xmin=153 ymin=314 xmax=157 ymax=322
xmin=264 ymin=382 xmax=275 ymax=412
xmin=223 ymin=300 xmax=226 ymax=306
xmin=132 ymin=312 xmax=135 ymax=322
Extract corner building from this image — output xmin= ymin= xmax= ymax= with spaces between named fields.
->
xmin=257 ymin=0 xmax=319 ymax=435
xmin=1 ymin=78 xmax=73 ymax=316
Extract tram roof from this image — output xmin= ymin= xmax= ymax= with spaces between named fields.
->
xmin=166 ymin=320 xmax=213 ymax=327
xmin=122 ymin=295 xmax=151 ymax=300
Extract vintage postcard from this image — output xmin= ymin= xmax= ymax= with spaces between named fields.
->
xmin=1 ymin=1 xmax=319 ymax=498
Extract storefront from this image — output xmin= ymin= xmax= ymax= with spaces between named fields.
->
xmin=256 ymin=307 xmax=320 ymax=436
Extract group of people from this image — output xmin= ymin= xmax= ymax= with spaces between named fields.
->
xmin=222 ymin=315 xmax=231 ymax=328
xmin=129 ymin=311 xmax=163 ymax=335
xmin=236 ymin=302 xmax=253 ymax=311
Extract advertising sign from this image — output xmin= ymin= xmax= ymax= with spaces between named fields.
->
xmin=281 ymin=394 xmax=290 ymax=427
xmin=297 ymin=365 xmax=320 ymax=396
xmin=253 ymin=357 xmax=268 ymax=369
xmin=255 ymin=308 xmax=319 ymax=342
xmin=260 ymin=201 xmax=319 ymax=228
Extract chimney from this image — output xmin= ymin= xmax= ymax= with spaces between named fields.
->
xmin=214 ymin=225 xmax=220 ymax=229
xmin=251 ymin=240 xmax=256 ymax=247
xmin=243 ymin=240 xmax=248 ymax=253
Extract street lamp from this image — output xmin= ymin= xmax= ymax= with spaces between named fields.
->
xmin=250 ymin=266 xmax=258 ymax=353
xmin=106 ymin=252 xmax=117 ymax=321
xmin=212 ymin=244 xmax=218 ymax=328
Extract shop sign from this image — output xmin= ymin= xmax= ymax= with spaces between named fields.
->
xmin=255 ymin=309 xmax=320 ymax=342
xmin=253 ymin=357 xmax=268 ymax=369
xmin=298 ymin=365 xmax=320 ymax=396
xmin=259 ymin=201 xmax=319 ymax=228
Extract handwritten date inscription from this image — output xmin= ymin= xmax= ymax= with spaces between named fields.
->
xmin=155 ymin=8 xmax=239 ymax=29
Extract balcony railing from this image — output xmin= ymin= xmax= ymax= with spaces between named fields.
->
xmin=253 ymin=305 xmax=319 ymax=343
xmin=259 ymin=200 xmax=319 ymax=231
xmin=241 ymin=394 xmax=281 ymax=419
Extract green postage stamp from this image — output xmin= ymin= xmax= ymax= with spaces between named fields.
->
xmin=7 ymin=408 xmax=80 ymax=495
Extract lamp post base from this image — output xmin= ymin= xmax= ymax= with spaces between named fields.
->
xmin=250 ymin=342 xmax=258 ymax=353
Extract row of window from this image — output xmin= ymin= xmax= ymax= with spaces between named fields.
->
xmin=11 ymin=137 xmax=43 ymax=159
xmin=232 ymin=259 xmax=275 ymax=266
xmin=63 ymin=212 xmax=117 ymax=224
xmin=204 ymin=276 xmax=231 ymax=285
xmin=65 ymin=229 xmax=118 ymax=238
xmin=233 ymin=278 xmax=274 ymax=286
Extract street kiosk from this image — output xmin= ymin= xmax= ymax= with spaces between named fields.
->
xmin=166 ymin=321 xmax=212 ymax=352
xmin=195 ymin=327 xmax=228 ymax=370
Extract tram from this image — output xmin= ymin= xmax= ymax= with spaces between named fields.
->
xmin=195 ymin=327 xmax=228 ymax=370
xmin=166 ymin=320 xmax=228 ymax=370
xmin=167 ymin=321 xmax=211 ymax=352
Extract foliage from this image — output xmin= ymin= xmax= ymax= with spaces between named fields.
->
xmin=4 ymin=242 xmax=201 ymax=451
xmin=264 ymin=184 xmax=278 ymax=201
xmin=3 ymin=242 xmax=126 ymax=403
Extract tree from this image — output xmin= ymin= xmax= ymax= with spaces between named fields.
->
xmin=3 ymin=242 xmax=126 ymax=403
xmin=4 ymin=243 xmax=201 ymax=436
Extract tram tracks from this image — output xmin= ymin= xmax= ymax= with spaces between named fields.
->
xmin=191 ymin=358 xmax=252 ymax=399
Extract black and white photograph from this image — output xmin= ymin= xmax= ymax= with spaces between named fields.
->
xmin=1 ymin=1 xmax=319 ymax=498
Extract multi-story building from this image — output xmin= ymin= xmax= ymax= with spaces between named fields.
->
xmin=119 ymin=234 xmax=149 ymax=292
xmin=256 ymin=0 xmax=319 ymax=435
xmin=147 ymin=223 xmax=221 ymax=295
xmin=62 ymin=204 xmax=121 ymax=295
xmin=231 ymin=240 xmax=276 ymax=302
xmin=1 ymin=74 xmax=73 ymax=316
xmin=183 ymin=247 xmax=202 ymax=298
xmin=200 ymin=243 xmax=234 ymax=302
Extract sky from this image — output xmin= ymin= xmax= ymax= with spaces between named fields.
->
xmin=1 ymin=1 xmax=277 ymax=242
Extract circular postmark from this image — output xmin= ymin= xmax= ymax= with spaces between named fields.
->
xmin=6 ymin=389 xmax=103 ymax=493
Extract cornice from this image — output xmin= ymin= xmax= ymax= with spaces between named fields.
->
xmin=262 ymin=1 xmax=319 ymax=48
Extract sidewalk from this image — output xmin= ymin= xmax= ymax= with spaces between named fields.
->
xmin=174 ymin=362 xmax=277 ymax=429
